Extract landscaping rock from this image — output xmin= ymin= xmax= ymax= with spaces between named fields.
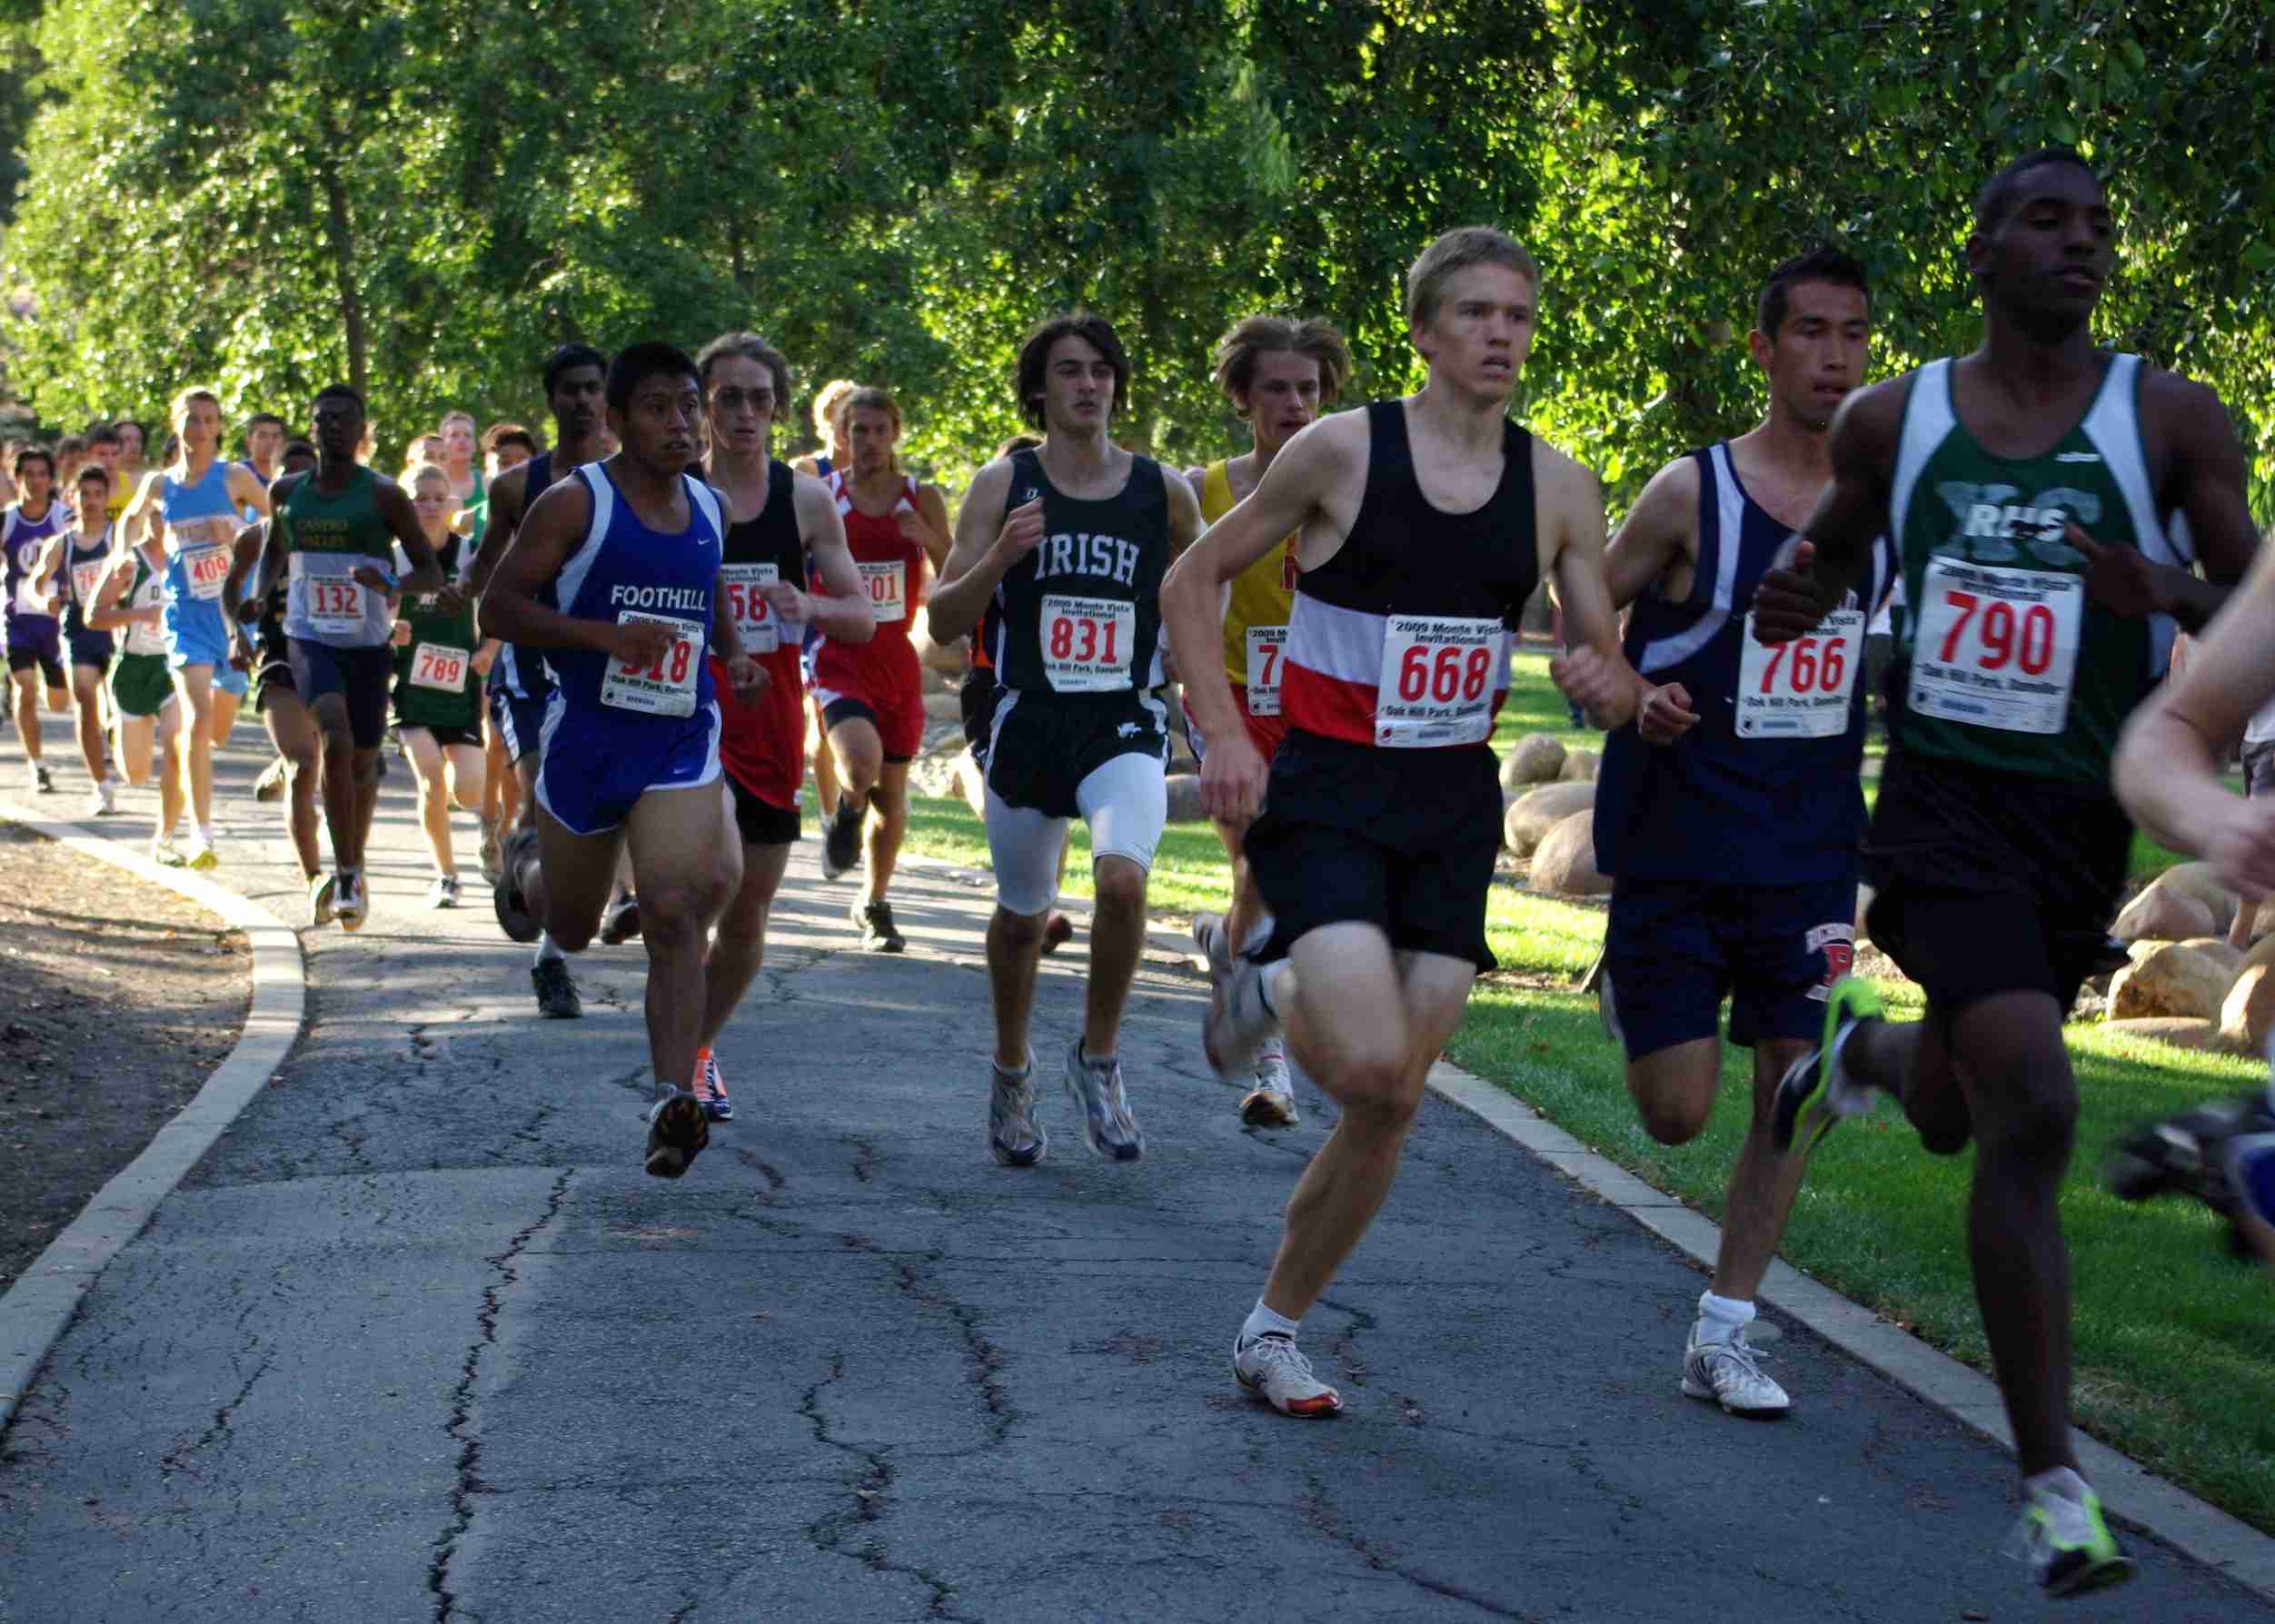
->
xmin=1558 ymin=748 xmax=1600 ymax=783
xmin=2106 ymin=940 xmax=2234 ymax=1021
xmin=1531 ymin=808 xmax=1613 ymax=897
xmin=2100 ymin=1016 xmax=2245 ymax=1055
xmin=1165 ymin=770 xmax=1207 ymax=826
xmin=1500 ymin=733 xmax=1566 ymax=791
xmin=1505 ymin=781 xmax=1596 ymax=857
xmin=2115 ymin=863 xmax=2235 ymax=941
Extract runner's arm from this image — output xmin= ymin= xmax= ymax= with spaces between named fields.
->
xmin=224 ymin=462 xmax=271 ymax=521
xmin=84 ymin=550 xmax=150 ymax=630
xmin=118 ymin=472 xmax=164 ymax=550
xmin=464 ymin=464 xmax=527 ymax=598
xmin=2140 ymin=377 xmax=2259 ymax=626
xmin=29 ymin=533 xmax=67 ymax=599
xmin=795 ymin=472 xmax=875 ymax=643
xmin=1601 ymin=456 xmax=1698 ymax=613
xmin=1752 ymin=381 xmax=1903 ymax=641
xmin=926 ymin=458 xmax=1034 ymax=641
xmin=222 ymin=517 xmax=271 ymax=628
xmin=1540 ymin=451 xmax=1649 ymax=730
xmin=480 ymin=480 xmax=668 ymax=669
xmin=2116 ymin=541 xmax=2275 ymax=896
xmin=373 ymin=479 xmax=446 ymax=599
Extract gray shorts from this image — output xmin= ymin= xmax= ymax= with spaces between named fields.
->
xmin=2246 ymin=740 xmax=2275 ymax=799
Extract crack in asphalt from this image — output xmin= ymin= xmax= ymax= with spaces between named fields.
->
xmin=1302 ymin=1465 xmax=1545 ymax=1620
xmin=157 ymin=1347 xmax=275 ymax=1483
xmin=427 ymin=1168 xmax=572 ymax=1624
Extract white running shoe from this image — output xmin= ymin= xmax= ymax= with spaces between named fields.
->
xmin=988 ymin=1058 xmax=1045 ymax=1167
xmin=308 ymin=872 xmax=338 ymax=926
xmin=150 ymin=834 xmax=187 ymax=867
xmin=184 ymin=831 xmax=218 ymax=871
xmin=1238 ymin=1042 xmax=1300 ymax=1127
xmin=336 ymin=872 xmax=368 ymax=932
xmin=1681 ymin=1322 xmax=1790 ymax=1416
xmin=1191 ymin=910 xmax=1231 ymax=979
xmin=1062 ymin=1038 xmax=1143 ymax=1161
xmin=1205 ymin=958 xmax=1279 ymax=1084
xmin=94 ymin=777 xmax=118 ymax=817
xmin=1233 ymin=1332 xmax=1342 ymax=1418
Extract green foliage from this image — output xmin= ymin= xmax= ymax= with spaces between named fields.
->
xmin=1 ymin=0 xmax=2270 ymax=506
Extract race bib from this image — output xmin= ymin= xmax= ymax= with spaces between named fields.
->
xmin=720 ymin=562 xmax=780 ymax=655
xmin=410 ymin=642 xmax=470 ymax=694
xmin=1376 ymin=615 xmax=1501 ymax=748
xmin=1736 ymin=609 xmax=1864 ymax=739
xmin=1244 ymin=625 xmax=1287 ymax=717
xmin=1041 ymin=593 xmax=1135 ymax=694
xmin=1909 ymin=557 xmax=2083 ymax=736
xmin=306 ymin=571 xmax=363 ymax=636
xmin=182 ymin=541 xmax=230 ymax=603
xmin=11 ymin=569 xmax=45 ymax=617
xmin=125 ymin=584 xmax=165 ymax=656
xmin=860 ymin=559 xmax=906 ymax=625
xmin=601 ymin=610 xmax=704 ymax=718
xmin=70 ymin=560 xmax=104 ymax=608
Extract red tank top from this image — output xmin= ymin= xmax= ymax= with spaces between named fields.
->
xmin=811 ymin=470 xmax=927 ymax=697
xmin=710 ymin=460 xmax=808 ymax=808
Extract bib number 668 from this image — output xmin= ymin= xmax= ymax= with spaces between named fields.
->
xmin=1396 ymin=641 xmax=1493 ymax=704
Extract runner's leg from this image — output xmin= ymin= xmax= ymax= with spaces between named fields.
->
xmin=443 ymin=740 xmax=485 ymax=814
xmin=115 ymin=709 xmax=154 ymax=786
xmin=862 ymin=759 xmax=910 ymax=905
xmin=402 ymin=726 xmax=454 ymax=877
xmin=982 ymin=789 xmax=1066 ymax=1069
xmin=211 ymin=682 xmax=241 ymax=749
xmin=69 ymin=666 xmax=105 ymax=784
xmin=309 ymin=689 xmax=358 ymax=872
xmin=12 ymin=666 xmax=43 ymax=766
xmin=170 ymin=664 xmax=216 ymax=831
xmin=260 ymin=687 xmax=323 ymax=879
xmin=154 ymin=702 xmax=184 ymax=840
xmin=809 ymin=694 xmax=839 ymax=820
xmin=701 ymin=833 xmax=793 ymax=1047
xmin=624 ymin=782 xmax=739 ymax=1092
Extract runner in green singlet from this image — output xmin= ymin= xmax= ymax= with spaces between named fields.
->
xmin=1753 ymin=149 xmax=2262 ymax=1596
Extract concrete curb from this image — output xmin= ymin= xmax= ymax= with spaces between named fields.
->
xmin=1424 ymin=1058 xmax=2275 ymax=1603
xmin=903 ymin=841 xmax=2275 ymax=1599
xmin=0 ymin=798 xmax=306 ymax=1431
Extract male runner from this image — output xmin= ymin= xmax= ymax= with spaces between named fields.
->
xmin=117 ymin=390 xmax=269 ymax=869
xmin=236 ymin=411 xmax=292 ymax=801
xmin=691 ymin=332 xmax=870 ymax=1119
xmin=250 ymin=385 xmax=447 ymax=927
xmin=929 ymin=312 xmax=1204 ymax=1165
xmin=460 ymin=422 xmax=536 ymax=877
xmin=391 ymin=464 xmax=495 ymax=907
xmin=242 ymin=413 xmax=286 ymax=487
xmin=482 ymin=341 xmax=762 ymax=1178
xmin=4 ymin=447 xmax=71 ymax=794
xmin=85 ymin=525 xmax=186 ymax=860
xmin=1160 ymin=226 xmax=1645 ymax=1416
xmin=469 ymin=344 xmax=612 ymax=1018
xmin=84 ymin=426 xmax=126 ymax=527
xmin=1180 ymin=313 xmax=1352 ymax=1128
xmin=34 ymin=461 xmax=124 ymax=811
xmin=1593 ymin=247 xmax=1889 ymax=1416
xmin=812 ymin=386 xmax=952 ymax=951
xmin=793 ymin=377 xmax=856 ymax=820
xmin=1754 ymin=151 xmax=2259 ymax=1593
xmin=438 ymin=410 xmax=481 ymax=506
xmin=223 ymin=440 xmax=328 ymax=896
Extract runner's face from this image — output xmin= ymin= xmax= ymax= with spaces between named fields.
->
xmin=176 ymin=401 xmax=220 ymax=456
xmin=88 ymin=441 xmax=118 ymax=474
xmin=611 ymin=372 xmax=702 ymax=478
xmin=704 ymin=356 xmax=774 ymax=460
xmin=1974 ymin=164 xmax=2112 ymax=329
xmin=412 ymin=476 xmax=452 ymax=540
xmin=246 ymin=422 xmax=283 ymax=466
xmin=311 ymin=398 xmax=363 ymax=461
xmin=1761 ymin=280 xmax=1870 ymax=431
xmin=1240 ymin=350 xmax=1325 ymax=457
xmin=441 ymin=418 xmax=475 ymax=465
xmin=1040 ymin=336 xmax=1115 ymax=434
xmin=283 ymin=449 xmax=317 ymax=477
xmin=1413 ymin=263 xmax=1535 ymax=400
xmin=75 ymin=475 xmax=108 ymax=520
xmin=16 ymin=460 xmax=51 ymax=505
xmin=116 ymin=423 xmax=144 ymax=461
xmin=550 ymin=366 xmax=606 ymax=444
xmin=487 ymin=442 xmax=531 ymax=477
xmin=846 ymin=406 xmax=898 ymax=474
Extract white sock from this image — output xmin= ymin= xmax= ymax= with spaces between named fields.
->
xmin=1236 ymin=911 xmax=1275 ymax=958
xmin=1242 ymin=1298 xmax=1301 ymax=1344
xmin=195 ymin=820 xmax=216 ymax=844
xmin=1257 ymin=959 xmax=1290 ymax=1021
xmin=534 ymin=934 xmax=565 ymax=965
xmin=2026 ymin=1466 xmax=2089 ymax=1502
xmin=1695 ymin=1291 xmax=1755 ymax=1343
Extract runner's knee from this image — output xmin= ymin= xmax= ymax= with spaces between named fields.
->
xmin=1091 ymin=855 xmax=1147 ymax=915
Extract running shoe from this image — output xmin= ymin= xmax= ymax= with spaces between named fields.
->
xmin=1038 ymin=910 xmax=1076 ymax=956
xmin=184 ymin=831 xmax=219 ymax=872
xmin=308 ymin=872 xmax=338 ymax=926
xmin=335 ymin=871 xmax=368 ymax=931
xmin=425 ymin=873 xmax=461 ymax=910
xmin=1769 ymin=974 xmax=1884 ymax=1154
xmin=1681 ymin=1322 xmax=1790 ymax=1416
xmin=820 ymin=801 xmax=861 ymax=881
xmin=150 ymin=834 xmax=187 ymax=867
xmin=492 ymin=827 xmax=541 ymax=944
xmin=252 ymin=757 xmax=287 ymax=803
xmin=1204 ymin=957 xmax=1280 ymax=1085
xmin=477 ymin=816 xmax=503 ymax=886
xmin=1191 ymin=909 xmax=1232 ymax=979
xmin=2104 ymin=1085 xmax=2275 ymax=1219
xmin=599 ymin=893 xmax=641 ymax=946
xmin=643 ymin=1088 xmax=710 ymax=1179
xmin=94 ymin=776 xmax=117 ymax=817
xmin=2225 ymin=1129 xmax=2275 ymax=1245
xmin=30 ymin=762 xmax=54 ymax=794
xmin=693 ymin=1049 xmax=734 ymax=1122
xmin=856 ymin=897 xmax=906 ymax=954
xmin=1233 ymin=1332 xmax=1342 ymax=1418
xmin=1239 ymin=1042 xmax=1300 ymax=1128
xmin=531 ymin=956 xmax=581 ymax=1019
xmin=2011 ymin=1470 xmax=2133 ymax=1597
xmin=988 ymin=1057 xmax=1046 ymax=1167
xmin=1063 ymin=1037 xmax=1143 ymax=1161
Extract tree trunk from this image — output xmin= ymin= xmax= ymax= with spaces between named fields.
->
xmin=313 ymin=120 xmax=367 ymax=396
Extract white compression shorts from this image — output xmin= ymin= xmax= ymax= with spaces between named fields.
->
xmin=983 ymin=751 xmax=1167 ymax=917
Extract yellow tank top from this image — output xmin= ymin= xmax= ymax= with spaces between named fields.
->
xmin=1201 ymin=460 xmax=1297 ymax=686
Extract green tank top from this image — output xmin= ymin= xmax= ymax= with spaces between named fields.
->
xmin=1887 ymin=352 xmax=2190 ymax=785
xmin=279 ymin=467 xmax=396 ymax=647
xmin=119 ymin=548 xmax=168 ymax=658
xmin=391 ymin=538 xmax=482 ymax=729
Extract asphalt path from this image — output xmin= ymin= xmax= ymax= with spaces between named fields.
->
xmin=1 ymin=733 xmax=2270 ymax=1623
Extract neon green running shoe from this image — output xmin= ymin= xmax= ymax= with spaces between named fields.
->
xmin=2012 ymin=1471 xmax=2134 ymax=1597
xmin=1769 ymin=975 xmax=1883 ymax=1154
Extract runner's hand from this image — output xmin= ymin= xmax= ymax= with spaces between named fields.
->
xmin=230 ymin=593 xmax=263 ymax=625
xmin=471 ymin=645 xmax=496 ymax=677
xmin=2071 ymin=524 xmax=2172 ymax=619
xmin=759 ymin=579 xmax=810 ymax=624
xmin=896 ymin=509 xmax=939 ymax=548
xmin=1750 ymin=540 xmax=1830 ymax=644
xmin=1198 ymin=727 xmax=1268 ymax=827
xmin=1550 ymin=644 xmax=1637 ymax=729
xmin=2203 ymin=799 xmax=2275 ymax=903
xmin=351 ymin=565 xmax=393 ymax=593
xmin=230 ymin=632 xmax=256 ymax=672
xmin=391 ymin=619 xmax=412 ymax=648
xmin=432 ymin=583 xmax=468 ymax=617
xmin=992 ymin=498 xmax=1045 ymax=568
xmin=725 ymin=653 xmax=768 ymax=702
xmin=1636 ymin=680 xmax=1698 ymax=745
xmin=607 ymin=619 xmax=675 ymax=669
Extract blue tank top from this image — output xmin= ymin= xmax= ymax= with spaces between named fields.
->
xmin=494 ymin=451 xmax=557 ymax=701
xmin=157 ymin=461 xmax=244 ymax=649
xmin=1594 ymin=442 xmax=1895 ymax=885
xmin=3 ymin=500 xmax=65 ymax=629
xmin=547 ymin=461 xmax=724 ymax=716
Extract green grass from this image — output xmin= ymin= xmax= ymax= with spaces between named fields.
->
xmin=902 ymin=766 xmax=2275 ymax=1531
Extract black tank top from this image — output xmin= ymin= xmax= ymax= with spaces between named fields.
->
xmin=988 ymin=447 xmax=1169 ymax=699
xmin=496 ymin=451 xmax=556 ymax=700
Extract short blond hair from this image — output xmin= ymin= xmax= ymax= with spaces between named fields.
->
xmin=1405 ymin=227 xmax=1539 ymax=328
xmin=810 ymin=379 xmax=858 ymax=442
